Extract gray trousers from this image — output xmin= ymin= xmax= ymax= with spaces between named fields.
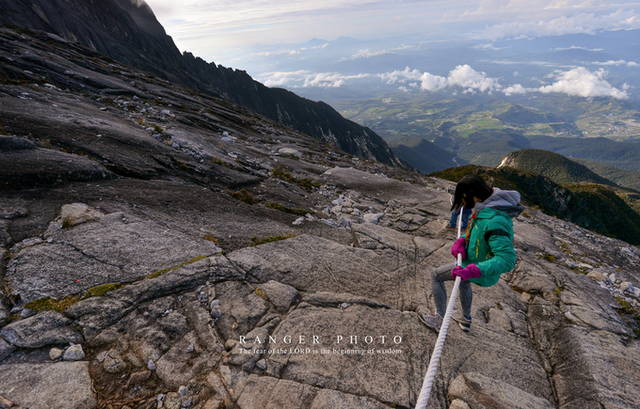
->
xmin=431 ymin=262 xmax=473 ymax=319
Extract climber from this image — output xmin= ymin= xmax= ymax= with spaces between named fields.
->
xmin=420 ymin=174 xmax=524 ymax=332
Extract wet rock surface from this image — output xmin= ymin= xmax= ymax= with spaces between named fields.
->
xmin=0 ymin=24 xmax=639 ymax=409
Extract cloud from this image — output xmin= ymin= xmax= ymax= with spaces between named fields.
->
xmin=379 ymin=65 xmax=501 ymax=93
xmin=593 ymin=59 xmax=639 ymax=67
xmin=342 ymin=49 xmax=388 ymax=60
xmin=259 ymin=70 xmax=370 ymax=88
xmin=379 ymin=67 xmax=424 ymax=84
xmin=260 ymin=65 xmax=627 ymax=99
xmin=538 ymin=67 xmax=628 ymax=99
xmin=447 ymin=65 xmax=502 ymax=93
xmin=503 ymin=84 xmax=530 ymax=96
xmin=555 ymin=45 xmax=604 ymax=51
xmin=472 ymin=43 xmax=511 ymax=50
xmin=420 ymin=72 xmax=448 ymax=91
xmin=260 ymin=70 xmax=310 ymax=87
xmin=477 ymin=9 xmax=640 ymax=40
xmin=253 ymin=49 xmax=300 ymax=57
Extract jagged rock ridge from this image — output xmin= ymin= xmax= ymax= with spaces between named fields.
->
xmin=0 ymin=0 xmax=403 ymax=167
xmin=1 ymin=25 xmax=640 ymax=409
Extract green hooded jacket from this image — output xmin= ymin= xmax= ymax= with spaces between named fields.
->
xmin=461 ymin=188 xmax=524 ymax=287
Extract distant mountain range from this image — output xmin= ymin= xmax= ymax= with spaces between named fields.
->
xmin=0 ymin=0 xmax=403 ymax=166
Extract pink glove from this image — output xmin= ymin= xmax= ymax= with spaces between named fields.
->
xmin=452 ymin=264 xmax=481 ymax=281
xmin=451 ymin=237 xmax=466 ymax=260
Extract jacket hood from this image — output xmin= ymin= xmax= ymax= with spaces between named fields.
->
xmin=474 ymin=187 xmax=525 ymax=218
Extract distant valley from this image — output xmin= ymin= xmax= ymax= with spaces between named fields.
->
xmin=329 ymin=93 xmax=640 ymax=178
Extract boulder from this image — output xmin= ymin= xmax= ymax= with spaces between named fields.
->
xmin=587 ymin=270 xmax=606 ymax=282
xmin=58 ymin=203 xmax=103 ymax=227
xmin=0 ymin=362 xmax=95 ymax=409
xmin=0 ymin=311 xmax=83 ymax=348
xmin=63 ymin=344 xmax=85 ymax=361
xmin=258 ymin=280 xmax=300 ymax=313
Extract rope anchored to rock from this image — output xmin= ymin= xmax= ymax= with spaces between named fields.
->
xmin=415 ymin=207 xmax=465 ymax=408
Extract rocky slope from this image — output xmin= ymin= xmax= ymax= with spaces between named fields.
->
xmin=1 ymin=25 xmax=640 ymax=409
xmin=0 ymin=0 xmax=402 ymax=167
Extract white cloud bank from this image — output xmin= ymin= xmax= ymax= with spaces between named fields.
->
xmin=380 ymin=65 xmax=504 ymax=94
xmin=342 ymin=49 xmax=388 ymax=60
xmin=593 ymin=60 xmax=639 ymax=67
xmin=260 ymin=65 xmax=627 ymax=99
xmin=260 ymin=71 xmax=370 ymax=88
xmin=539 ymin=67 xmax=628 ymax=99
xmin=478 ymin=9 xmax=640 ymax=40
xmin=380 ymin=65 xmax=628 ymax=99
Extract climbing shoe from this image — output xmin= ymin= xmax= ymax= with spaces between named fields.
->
xmin=453 ymin=311 xmax=472 ymax=332
xmin=419 ymin=312 xmax=442 ymax=333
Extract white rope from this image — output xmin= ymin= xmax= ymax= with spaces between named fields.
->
xmin=415 ymin=207 xmax=465 ymax=409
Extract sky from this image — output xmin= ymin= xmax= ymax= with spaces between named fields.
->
xmin=142 ymin=0 xmax=640 ymax=101
xmin=144 ymin=1 xmax=640 ymax=62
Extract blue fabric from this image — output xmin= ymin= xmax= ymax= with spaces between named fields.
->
xmin=449 ymin=207 xmax=472 ymax=229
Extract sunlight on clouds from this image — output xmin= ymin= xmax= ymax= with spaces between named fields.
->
xmin=379 ymin=65 xmax=501 ymax=93
xmin=555 ymin=45 xmax=604 ymax=51
xmin=252 ymin=49 xmax=300 ymax=57
xmin=259 ymin=71 xmax=370 ymax=88
xmin=342 ymin=49 xmax=388 ymax=61
xmin=477 ymin=9 xmax=640 ymax=40
xmin=259 ymin=64 xmax=627 ymax=99
xmin=593 ymin=60 xmax=639 ymax=67
xmin=448 ymin=65 xmax=501 ymax=93
xmin=260 ymin=70 xmax=310 ymax=87
xmin=539 ymin=67 xmax=628 ymax=99
xmin=503 ymin=84 xmax=529 ymax=95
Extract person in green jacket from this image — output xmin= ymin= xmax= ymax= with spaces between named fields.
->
xmin=420 ymin=174 xmax=524 ymax=332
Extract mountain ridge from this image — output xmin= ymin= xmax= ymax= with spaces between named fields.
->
xmin=498 ymin=148 xmax=617 ymax=186
xmin=0 ymin=0 xmax=403 ymax=166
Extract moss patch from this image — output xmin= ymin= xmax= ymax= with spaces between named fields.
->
xmin=25 ymin=295 xmax=80 ymax=313
xmin=264 ymin=202 xmax=310 ymax=216
xmin=231 ymin=189 xmax=259 ymax=205
xmin=250 ymin=233 xmax=297 ymax=246
xmin=80 ymin=283 xmax=122 ymax=300
xmin=147 ymin=255 xmax=208 ymax=279
xmin=272 ymin=164 xmax=321 ymax=192
xmin=203 ymin=232 xmax=220 ymax=245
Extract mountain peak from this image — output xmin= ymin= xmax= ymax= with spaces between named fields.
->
xmin=498 ymin=148 xmax=616 ymax=186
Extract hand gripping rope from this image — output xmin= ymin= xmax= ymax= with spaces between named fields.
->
xmin=415 ymin=207 xmax=464 ymax=408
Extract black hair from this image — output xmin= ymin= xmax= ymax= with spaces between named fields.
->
xmin=451 ymin=174 xmax=493 ymax=211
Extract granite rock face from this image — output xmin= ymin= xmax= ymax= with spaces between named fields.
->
xmin=1 ymin=23 xmax=640 ymax=409
xmin=0 ymin=362 xmax=95 ymax=409
xmin=0 ymin=311 xmax=83 ymax=348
